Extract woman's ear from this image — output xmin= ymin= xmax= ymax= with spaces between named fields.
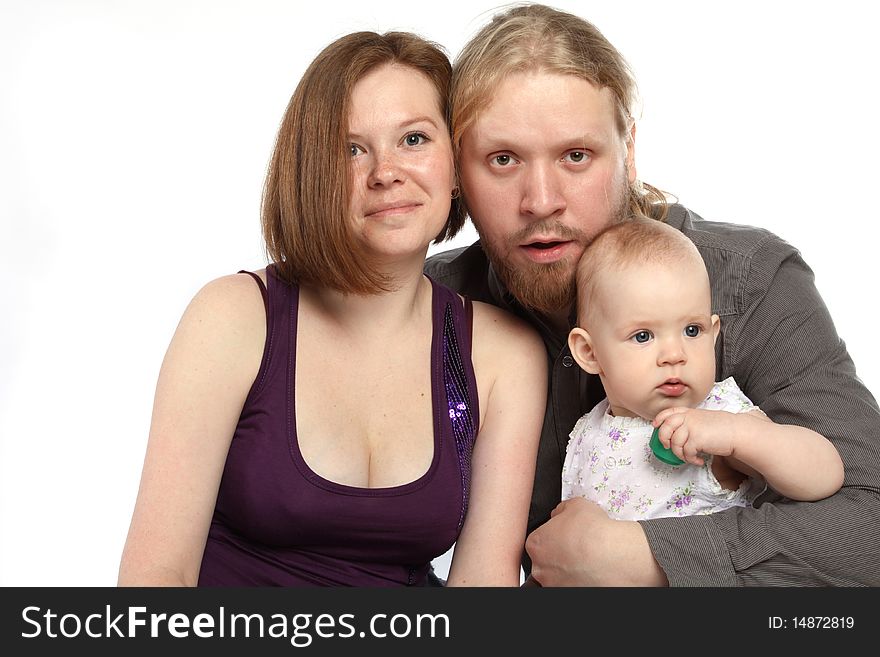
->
xmin=568 ymin=327 xmax=602 ymax=375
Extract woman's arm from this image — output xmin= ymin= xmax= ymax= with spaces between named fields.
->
xmin=445 ymin=302 xmax=547 ymax=586
xmin=117 ymin=274 xmax=265 ymax=586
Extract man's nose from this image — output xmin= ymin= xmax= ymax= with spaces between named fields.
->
xmin=520 ymin=162 xmax=566 ymax=218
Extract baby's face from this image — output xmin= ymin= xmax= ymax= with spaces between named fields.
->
xmin=584 ymin=257 xmax=719 ymax=420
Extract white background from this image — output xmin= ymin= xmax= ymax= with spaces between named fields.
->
xmin=1 ymin=0 xmax=877 ymax=586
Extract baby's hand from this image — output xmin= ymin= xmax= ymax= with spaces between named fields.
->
xmin=651 ymin=408 xmax=743 ymax=466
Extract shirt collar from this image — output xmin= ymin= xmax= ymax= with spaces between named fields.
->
xmin=485 ymin=261 xmax=574 ymax=355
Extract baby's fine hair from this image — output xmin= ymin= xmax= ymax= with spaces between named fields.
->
xmin=575 ymin=218 xmax=705 ymax=324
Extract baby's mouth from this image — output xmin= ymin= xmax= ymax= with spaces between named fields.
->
xmin=657 ymin=379 xmax=687 ymax=397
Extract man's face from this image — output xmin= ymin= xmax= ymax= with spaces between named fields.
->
xmin=459 ymin=71 xmax=635 ymax=316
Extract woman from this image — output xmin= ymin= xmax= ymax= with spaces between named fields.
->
xmin=117 ymin=31 xmax=546 ymax=586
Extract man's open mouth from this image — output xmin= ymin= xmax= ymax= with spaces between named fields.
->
xmin=526 ymin=241 xmax=565 ymax=249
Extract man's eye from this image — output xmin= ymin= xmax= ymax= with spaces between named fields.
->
xmin=684 ymin=325 xmax=701 ymax=338
xmin=565 ymin=150 xmax=589 ymax=163
xmin=404 ymin=132 xmax=428 ymax=146
xmin=493 ymin=154 xmax=513 ymax=166
xmin=633 ymin=330 xmax=652 ymax=344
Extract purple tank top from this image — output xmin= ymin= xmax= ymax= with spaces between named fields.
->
xmin=197 ymin=265 xmax=479 ymax=586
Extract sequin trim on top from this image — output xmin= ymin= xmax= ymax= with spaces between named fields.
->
xmin=441 ymin=303 xmax=476 ymax=530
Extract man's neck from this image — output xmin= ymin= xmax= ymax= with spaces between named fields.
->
xmin=483 ymin=256 xmax=575 ymax=341
xmin=538 ymin=307 xmax=574 ymax=337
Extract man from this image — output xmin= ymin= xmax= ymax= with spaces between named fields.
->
xmin=425 ymin=3 xmax=880 ymax=585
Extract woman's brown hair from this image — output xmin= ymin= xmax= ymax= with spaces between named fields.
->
xmin=262 ymin=31 xmax=465 ymax=294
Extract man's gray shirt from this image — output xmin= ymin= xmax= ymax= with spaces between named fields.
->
xmin=425 ymin=203 xmax=880 ymax=586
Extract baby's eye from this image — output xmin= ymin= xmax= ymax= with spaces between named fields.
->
xmin=632 ymin=330 xmax=652 ymax=344
xmin=404 ymin=132 xmax=428 ymax=147
xmin=684 ymin=325 xmax=701 ymax=338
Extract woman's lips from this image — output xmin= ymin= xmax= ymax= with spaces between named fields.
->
xmin=365 ymin=202 xmax=421 ymax=218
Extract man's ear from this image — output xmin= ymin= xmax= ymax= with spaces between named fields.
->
xmin=711 ymin=314 xmax=721 ymax=344
xmin=568 ymin=327 xmax=602 ymax=374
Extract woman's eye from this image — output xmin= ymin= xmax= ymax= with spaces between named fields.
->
xmin=565 ymin=150 xmax=589 ymax=163
xmin=684 ymin=325 xmax=702 ymax=338
xmin=349 ymin=144 xmax=365 ymax=157
xmin=633 ymin=330 xmax=652 ymax=344
xmin=404 ymin=133 xmax=428 ymax=146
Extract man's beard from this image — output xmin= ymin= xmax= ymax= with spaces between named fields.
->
xmin=477 ymin=186 xmax=630 ymax=317
xmin=484 ymin=226 xmax=581 ymax=316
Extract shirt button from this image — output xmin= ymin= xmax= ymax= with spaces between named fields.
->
xmin=562 ymin=355 xmax=574 ymax=367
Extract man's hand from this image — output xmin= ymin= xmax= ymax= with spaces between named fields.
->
xmin=525 ymin=497 xmax=668 ymax=586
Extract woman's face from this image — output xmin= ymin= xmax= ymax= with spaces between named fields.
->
xmin=347 ymin=63 xmax=455 ymax=265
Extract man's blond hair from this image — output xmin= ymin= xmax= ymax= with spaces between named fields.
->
xmin=452 ymin=3 xmax=668 ymax=221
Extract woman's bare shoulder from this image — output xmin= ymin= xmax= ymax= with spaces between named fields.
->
xmin=171 ymin=271 xmax=267 ymax=355
xmin=471 ymin=300 xmax=542 ymax=345
xmin=189 ymin=270 xmax=265 ymax=317
xmin=469 ymin=300 xmax=545 ymax=368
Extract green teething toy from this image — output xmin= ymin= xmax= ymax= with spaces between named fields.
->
xmin=650 ymin=427 xmax=684 ymax=466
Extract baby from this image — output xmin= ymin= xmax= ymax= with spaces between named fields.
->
xmin=563 ymin=218 xmax=844 ymax=519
